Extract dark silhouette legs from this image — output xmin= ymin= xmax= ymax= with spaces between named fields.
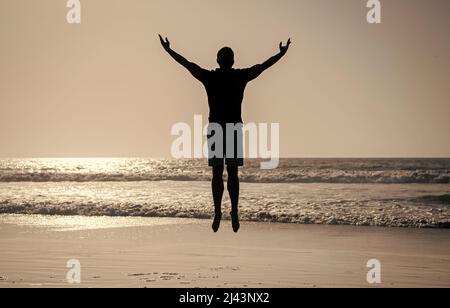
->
xmin=211 ymin=165 xmax=240 ymax=232
xmin=212 ymin=166 xmax=224 ymax=232
xmin=227 ymin=165 xmax=240 ymax=232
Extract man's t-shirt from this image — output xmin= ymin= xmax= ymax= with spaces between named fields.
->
xmin=192 ymin=67 xmax=262 ymax=124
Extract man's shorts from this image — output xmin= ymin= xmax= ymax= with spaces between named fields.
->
xmin=207 ymin=122 xmax=244 ymax=167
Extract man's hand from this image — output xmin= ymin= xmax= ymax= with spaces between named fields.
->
xmin=158 ymin=34 xmax=205 ymax=81
xmin=159 ymin=34 xmax=171 ymax=52
xmin=246 ymin=38 xmax=292 ymax=81
xmin=279 ymin=38 xmax=291 ymax=56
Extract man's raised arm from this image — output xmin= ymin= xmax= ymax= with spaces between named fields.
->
xmin=159 ymin=34 xmax=206 ymax=81
xmin=246 ymin=39 xmax=291 ymax=81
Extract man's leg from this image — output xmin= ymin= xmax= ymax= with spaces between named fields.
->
xmin=212 ymin=165 xmax=224 ymax=232
xmin=227 ymin=165 xmax=240 ymax=232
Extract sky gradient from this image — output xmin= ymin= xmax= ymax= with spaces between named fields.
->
xmin=1 ymin=0 xmax=449 ymax=158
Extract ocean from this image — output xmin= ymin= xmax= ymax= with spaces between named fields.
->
xmin=0 ymin=158 xmax=449 ymax=228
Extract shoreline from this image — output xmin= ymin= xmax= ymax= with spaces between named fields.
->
xmin=1 ymin=212 xmax=449 ymax=230
xmin=1 ymin=214 xmax=450 ymax=288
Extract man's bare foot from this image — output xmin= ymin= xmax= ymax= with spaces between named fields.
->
xmin=212 ymin=212 xmax=222 ymax=233
xmin=231 ymin=212 xmax=240 ymax=233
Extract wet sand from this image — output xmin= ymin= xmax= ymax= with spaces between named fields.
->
xmin=0 ymin=214 xmax=449 ymax=288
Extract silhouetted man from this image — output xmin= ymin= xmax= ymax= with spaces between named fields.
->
xmin=159 ymin=35 xmax=291 ymax=232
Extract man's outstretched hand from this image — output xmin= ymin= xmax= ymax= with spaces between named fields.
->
xmin=279 ymin=38 xmax=291 ymax=56
xmin=159 ymin=34 xmax=171 ymax=52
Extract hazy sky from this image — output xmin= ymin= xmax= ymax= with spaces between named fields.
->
xmin=1 ymin=0 xmax=449 ymax=158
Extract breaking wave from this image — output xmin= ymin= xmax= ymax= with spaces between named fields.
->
xmin=0 ymin=158 xmax=448 ymax=184
xmin=0 ymin=181 xmax=449 ymax=228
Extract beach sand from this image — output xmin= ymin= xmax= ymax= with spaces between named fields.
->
xmin=0 ymin=214 xmax=449 ymax=288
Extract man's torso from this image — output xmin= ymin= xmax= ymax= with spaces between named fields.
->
xmin=201 ymin=68 xmax=250 ymax=124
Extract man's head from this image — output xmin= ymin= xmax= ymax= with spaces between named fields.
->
xmin=217 ymin=47 xmax=234 ymax=69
